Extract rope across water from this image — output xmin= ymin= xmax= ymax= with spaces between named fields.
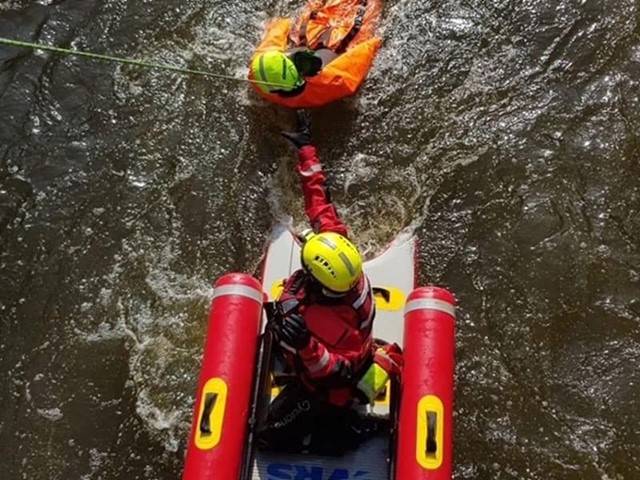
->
xmin=0 ymin=37 xmax=287 ymax=89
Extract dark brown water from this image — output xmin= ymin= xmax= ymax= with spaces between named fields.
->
xmin=1 ymin=1 xmax=639 ymax=479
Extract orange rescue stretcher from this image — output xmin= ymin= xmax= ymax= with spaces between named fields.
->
xmin=249 ymin=0 xmax=384 ymax=108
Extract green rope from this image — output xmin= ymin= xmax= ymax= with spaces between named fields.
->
xmin=0 ymin=37 xmax=287 ymax=89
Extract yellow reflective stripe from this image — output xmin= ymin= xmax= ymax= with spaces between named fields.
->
xmin=194 ymin=378 xmax=228 ymax=450
xmin=404 ymin=298 xmax=456 ymax=318
xmin=416 ymin=395 xmax=445 ymax=469
xmin=213 ymin=284 xmax=263 ymax=303
xmin=307 ymin=349 xmax=330 ymax=373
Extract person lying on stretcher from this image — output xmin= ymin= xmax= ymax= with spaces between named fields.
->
xmin=249 ymin=0 xmax=384 ymax=107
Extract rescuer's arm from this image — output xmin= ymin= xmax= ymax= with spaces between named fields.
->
xmin=298 ymin=337 xmax=352 ymax=380
xmin=272 ymin=313 xmax=352 ymax=380
xmin=281 ymin=110 xmax=349 ymax=237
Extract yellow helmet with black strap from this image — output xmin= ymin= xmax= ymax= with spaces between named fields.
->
xmin=251 ymin=51 xmax=305 ymax=94
xmin=300 ymin=231 xmax=363 ymax=293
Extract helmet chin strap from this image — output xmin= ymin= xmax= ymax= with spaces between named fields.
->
xmin=304 ymin=271 xmax=347 ymax=298
xmin=321 ymin=288 xmax=346 ymax=298
xmin=298 ymin=228 xmax=316 ymax=243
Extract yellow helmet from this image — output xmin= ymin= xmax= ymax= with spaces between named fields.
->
xmin=250 ymin=51 xmax=304 ymax=94
xmin=300 ymin=232 xmax=363 ymax=293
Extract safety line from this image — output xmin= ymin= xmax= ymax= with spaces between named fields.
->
xmin=0 ymin=37 xmax=287 ymax=89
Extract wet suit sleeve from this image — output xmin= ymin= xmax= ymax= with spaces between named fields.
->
xmin=295 ymin=145 xmax=349 ymax=238
xmin=298 ymin=337 xmax=350 ymax=380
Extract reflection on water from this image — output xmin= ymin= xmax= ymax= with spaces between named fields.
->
xmin=0 ymin=0 xmax=638 ymax=479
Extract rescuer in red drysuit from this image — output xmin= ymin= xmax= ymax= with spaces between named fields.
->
xmin=258 ymin=110 xmax=403 ymax=455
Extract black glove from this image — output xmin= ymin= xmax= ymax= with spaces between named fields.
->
xmin=281 ymin=109 xmax=312 ymax=148
xmin=273 ymin=313 xmax=311 ymax=352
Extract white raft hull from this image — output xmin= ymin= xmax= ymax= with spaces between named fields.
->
xmin=253 ymin=225 xmax=417 ymax=480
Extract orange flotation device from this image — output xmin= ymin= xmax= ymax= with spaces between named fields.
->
xmin=249 ymin=0 xmax=384 ymax=108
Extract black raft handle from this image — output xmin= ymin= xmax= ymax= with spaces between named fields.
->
xmin=372 ymin=287 xmax=391 ymax=303
xmin=426 ymin=411 xmax=438 ymax=456
xmin=199 ymin=393 xmax=219 ymax=436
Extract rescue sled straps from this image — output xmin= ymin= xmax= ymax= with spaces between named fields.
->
xmin=0 ymin=37 xmax=292 ymax=89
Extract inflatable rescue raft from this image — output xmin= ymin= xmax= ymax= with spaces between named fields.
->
xmin=182 ymin=226 xmax=457 ymax=480
xmin=249 ymin=0 xmax=384 ymax=108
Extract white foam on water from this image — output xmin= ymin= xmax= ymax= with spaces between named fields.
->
xmin=69 ymin=199 xmax=215 ymax=452
xmin=36 ymin=407 xmax=64 ymax=421
xmin=79 ymin=448 xmax=111 ymax=480
xmin=135 ymin=389 xmax=185 ymax=453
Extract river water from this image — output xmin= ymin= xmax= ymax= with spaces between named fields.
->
xmin=0 ymin=0 xmax=638 ymax=479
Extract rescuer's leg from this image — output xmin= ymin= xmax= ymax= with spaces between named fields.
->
xmin=256 ymin=382 xmax=317 ymax=453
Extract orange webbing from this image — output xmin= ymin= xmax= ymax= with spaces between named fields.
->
xmin=291 ymin=0 xmax=383 ymax=51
